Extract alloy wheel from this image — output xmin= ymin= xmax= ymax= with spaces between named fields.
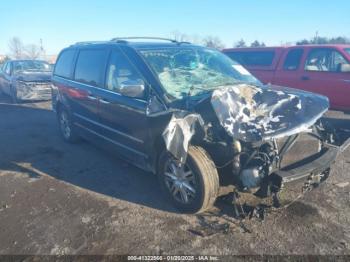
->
xmin=164 ymin=159 xmax=197 ymax=204
xmin=60 ymin=111 xmax=71 ymax=139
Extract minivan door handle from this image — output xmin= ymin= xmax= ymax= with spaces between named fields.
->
xmin=100 ymin=98 xmax=110 ymax=104
xmin=87 ymin=94 xmax=98 ymax=100
xmin=87 ymin=91 xmax=98 ymax=100
xmin=301 ymin=76 xmax=310 ymax=81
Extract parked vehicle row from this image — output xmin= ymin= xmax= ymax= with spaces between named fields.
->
xmin=223 ymin=45 xmax=350 ymax=111
xmin=51 ymin=38 xmax=350 ymax=213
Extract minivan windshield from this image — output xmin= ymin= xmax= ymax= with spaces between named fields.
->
xmin=13 ymin=60 xmax=51 ymax=73
xmin=139 ymin=46 xmax=260 ymax=99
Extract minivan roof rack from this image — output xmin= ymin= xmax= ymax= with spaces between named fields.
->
xmin=110 ymin=37 xmax=184 ymax=43
xmin=71 ymin=37 xmax=191 ymax=47
xmin=71 ymin=41 xmax=105 ymax=46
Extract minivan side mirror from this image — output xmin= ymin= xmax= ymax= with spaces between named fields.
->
xmin=119 ymin=79 xmax=145 ymax=98
xmin=340 ymin=63 xmax=350 ymax=73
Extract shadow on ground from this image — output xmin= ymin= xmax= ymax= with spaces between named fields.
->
xmin=0 ymin=97 xmax=176 ymax=213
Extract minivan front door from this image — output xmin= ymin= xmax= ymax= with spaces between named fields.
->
xmin=95 ymin=49 xmax=150 ymax=166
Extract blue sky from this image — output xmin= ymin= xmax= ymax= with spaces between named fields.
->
xmin=1 ymin=0 xmax=349 ymax=55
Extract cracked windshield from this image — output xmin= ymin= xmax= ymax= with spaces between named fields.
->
xmin=140 ymin=47 xmax=260 ymax=99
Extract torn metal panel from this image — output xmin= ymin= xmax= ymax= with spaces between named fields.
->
xmin=211 ymin=84 xmax=329 ymax=142
xmin=162 ymin=112 xmax=204 ymax=163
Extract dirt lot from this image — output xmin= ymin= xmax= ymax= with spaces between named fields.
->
xmin=0 ymin=93 xmax=350 ymax=256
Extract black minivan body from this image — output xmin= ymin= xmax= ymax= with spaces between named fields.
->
xmin=52 ymin=38 xmax=349 ymax=213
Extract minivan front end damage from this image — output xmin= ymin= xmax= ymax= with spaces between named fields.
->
xmin=162 ymin=84 xmax=350 ymax=199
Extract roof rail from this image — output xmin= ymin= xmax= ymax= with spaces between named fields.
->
xmin=71 ymin=41 xmax=105 ymax=46
xmin=110 ymin=37 xmax=179 ymax=43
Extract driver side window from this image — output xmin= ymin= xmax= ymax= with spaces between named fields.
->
xmin=305 ymin=48 xmax=348 ymax=72
xmin=106 ymin=50 xmax=144 ymax=94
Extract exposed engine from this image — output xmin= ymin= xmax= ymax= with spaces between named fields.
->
xmin=197 ymin=116 xmax=339 ymax=197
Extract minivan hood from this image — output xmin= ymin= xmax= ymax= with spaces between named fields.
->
xmin=211 ymin=84 xmax=329 ymax=142
xmin=15 ymin=71 xmax=52 ymax=82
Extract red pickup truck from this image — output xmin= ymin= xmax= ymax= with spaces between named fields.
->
xmin=223 ymin=45 xmax=350 ymax=111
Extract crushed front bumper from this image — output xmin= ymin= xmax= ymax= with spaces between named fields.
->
xmin=273 ymin=137 xmax=350 ymax=184
xmin=16 ymin=81 xmax=52 ymax=101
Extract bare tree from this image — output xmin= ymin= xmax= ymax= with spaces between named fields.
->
xmin=250 ymin=40 xmax=266 ymax=47
xmin=8 ymin=37 xmax=24 ymax=59
xmin=202 ymin=36 xmax=225 ymax=50
xmin=24 ymin=44 xmax=41 ymax=59
xmin=170 ymin=30 xmax=190 ymax=42
xmin=234 ymin=39 xmax=246 ymax=48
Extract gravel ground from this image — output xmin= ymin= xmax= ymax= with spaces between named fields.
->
xmin=0 ymin=93 xmax=350 ymax=256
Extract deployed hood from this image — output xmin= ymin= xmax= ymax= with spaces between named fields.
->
xmin=211 ymin=84 xmax=329 ymax=142
xmin=15 ymin=71 xmax=52 ymax=82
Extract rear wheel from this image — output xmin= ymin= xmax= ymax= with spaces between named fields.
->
xmin=158 ymin=146 xmax=219 ymax=214
xmin=58 ymin=108 xmax=79 ymax=143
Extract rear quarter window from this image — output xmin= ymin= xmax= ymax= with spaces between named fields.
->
xmin=74 ymin=49 xmax=109 ymax=87
xmin=225 ymin=51 xmax=275 ymax=66
xmin=54 ymin=49 xmax=76 ymax=78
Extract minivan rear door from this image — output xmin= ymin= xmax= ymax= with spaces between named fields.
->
xmin=70 ymin=48 xmax=109 ymax=130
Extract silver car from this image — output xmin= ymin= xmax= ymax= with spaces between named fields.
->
xmin=0 ymin=60 xmax=52 ymax=103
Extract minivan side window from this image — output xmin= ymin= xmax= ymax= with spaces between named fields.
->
xmin=226 ymin=51 xmax=275 ymax=66
xmin=283 ymin=49 xmax=303 ymax=70
xmin=105 ymin=50 xmax=145 ymax=96
xmin=305 ymin=48 xmax=349 ymax=72
xmin=54 ymin=49 xmax=76 ymax=78
xmin=74 ymin=49 xmax=109 ymax=87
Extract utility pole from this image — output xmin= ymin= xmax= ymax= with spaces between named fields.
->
xmin=39 ymin=38 xmax=46 ymax=60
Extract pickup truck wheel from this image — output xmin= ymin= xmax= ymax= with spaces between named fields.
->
xmin=158 ymin=146 xmax=219 ymax=214
xmin=58 ymin=108 xmax=79 ymax=143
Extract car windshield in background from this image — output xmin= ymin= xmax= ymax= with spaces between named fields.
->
xmin=139 ymin=47 xmax=260 ymax=100
xmin=13 ymin=61 xmax=51 ymax=73
xmin=345 ymin=48 xmax=350 ymax=56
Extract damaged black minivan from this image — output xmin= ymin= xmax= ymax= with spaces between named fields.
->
xmin=52 ymin=38 xmax=350 ymax=213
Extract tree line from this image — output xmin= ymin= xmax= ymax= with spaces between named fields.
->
xmin=2 ymin=34 xmax=349 ymax=64
xmin=1 ymin=37 xmax=45 ymax=63
xmin=170 ymin=31 xmax=350 ymax=49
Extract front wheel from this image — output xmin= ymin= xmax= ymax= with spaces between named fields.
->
xmin=158 ymin=146 xmax=219 ymax=214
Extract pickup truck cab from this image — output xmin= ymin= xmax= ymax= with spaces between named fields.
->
xmin=223 ymin=45 xmax=350 ymax=111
